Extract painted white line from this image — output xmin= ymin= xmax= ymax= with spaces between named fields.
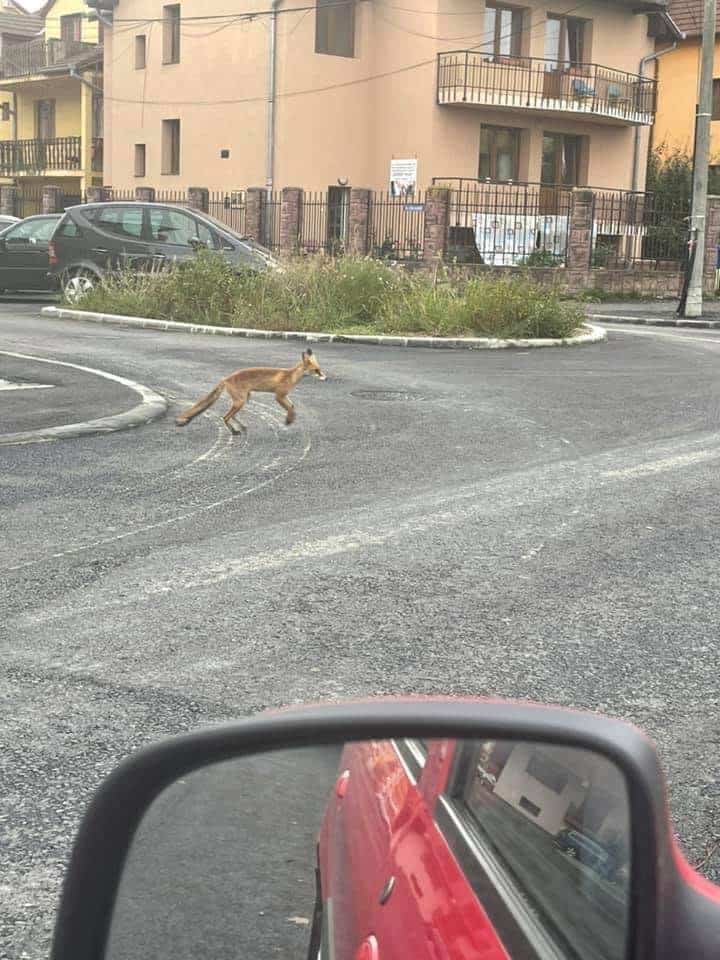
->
xmin=0 ymin=379 xmax=54 ymax=391
xmin=0 ymin=350 xmax=167 ymax=445
xmin=601 ymin=449 xmax=720 ymax=479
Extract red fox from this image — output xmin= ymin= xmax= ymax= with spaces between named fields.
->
xmin=175 ymin=349 xmax=326 ymax=434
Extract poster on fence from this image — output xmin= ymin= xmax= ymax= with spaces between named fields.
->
xmin=472 ymin=213 xmax=569 ymax=266
xmin=390 ymin=158 xmax=417 ymax=198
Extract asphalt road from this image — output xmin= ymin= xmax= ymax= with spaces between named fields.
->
xmin=2 ymin=307 xmax=720 ymax=958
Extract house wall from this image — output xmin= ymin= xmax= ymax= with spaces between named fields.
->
xmin=14 ymin=76 xmax=80 ymax=139
xmin=104 ymin=0 xmax=656 ymax=192
xmin=651 ymin=39 xmax=718 ymax=157
xmin=44 ymin=0 xmax=99 ymax=44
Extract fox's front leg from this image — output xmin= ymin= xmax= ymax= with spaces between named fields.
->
xmin=275 ymin=393 xmax=295 ymax=426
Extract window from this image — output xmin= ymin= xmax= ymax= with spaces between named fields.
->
xmin=541 ymin=132 xmax=582 ymax=186
xmin=148 ymin=208 xmax=214 ymax=247
xmin=56 ymin=216 xmax=80 ymax=238
xmin=484 ymin=4 xmax=523 ymax=58
xmin=163 ymin=4 xmax=181 ymax=63
xmin=34 ymin=99 xmax=55 ymax=140
xmin=713 ymin=79 xmax=720 ymax=120
xmin=5 ymin=217 xmax=58 ymax=243
xmin=479 ymin=125 xmax=520 ymax=181
xmin=545 ymin=14 xmax=588 ymax=67
xmin=60 ymin=13 xmax=82 ymax=43
xmin=135 ymin=34 xmax=147 ymax=70
xmin=393 ymin=739 xmax=428 ymax=781
xmin=94 ymin=206 xmax=145 ymax=239
xmin=436 ymin=740 xmax=632 ymax=960
xmin=315 ymin=0 xmax=355 ymax=57
xmin=134 ymin=143 xmax=146 ymax=177
xmin=161 ymin=119 xmax=180 ymax=175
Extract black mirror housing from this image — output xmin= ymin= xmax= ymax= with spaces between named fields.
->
xmin=49 ymin=698 xmax=720 ymax=960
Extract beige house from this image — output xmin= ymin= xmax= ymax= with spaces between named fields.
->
xmin=100 ymin=0 xmax=673 ymax=195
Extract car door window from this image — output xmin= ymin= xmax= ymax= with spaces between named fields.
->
xmin=437 ymin=740 xmax=631 ymax=960
xmin=148 ymin=208 xmax=211 ymax=247
xmin=94 ymin=206 xmax=145 ymax=240
xmin=5 ymin=218 xmax=56 ymax=244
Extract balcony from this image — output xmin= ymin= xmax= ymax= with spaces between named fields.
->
xmin=437 ymin=52 xmax=657 ymax=126
xmin=0 ymin=38 xmax=100 ymax=80
xmin=0 ymin=136 xmax=103 ymax=175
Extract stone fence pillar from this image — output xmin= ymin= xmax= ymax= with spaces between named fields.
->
xmin=280 ymin=187 xmax=303 ymax=254
xmin=422 ymin=187 xmax=450 ymax=263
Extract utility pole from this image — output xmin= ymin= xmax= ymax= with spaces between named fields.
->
xmin=683 ymin=0 xmax=717 ymax=316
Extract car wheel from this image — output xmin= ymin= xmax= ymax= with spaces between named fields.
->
xmin=64 ymin=270 xmax=97 ymax=303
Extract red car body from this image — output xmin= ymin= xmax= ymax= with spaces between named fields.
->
xmin=316 ymin=739 xmax=511 ymax=960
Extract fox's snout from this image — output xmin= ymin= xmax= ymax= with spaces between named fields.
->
xmin=316 ymin=372 xmax=327 ymax=381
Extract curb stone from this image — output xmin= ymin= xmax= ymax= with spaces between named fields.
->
xmin=0 ymin=349 xmax=168 ymax=445
xmin=41 ymin=306 xmax=607 ymax=350
xmin=588 ymin=313 xmax=720 ymax=330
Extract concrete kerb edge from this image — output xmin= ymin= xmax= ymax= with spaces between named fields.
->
xmin=0 ymin=348 xmax=168 ymax=445
xmin=41 ymin=307 xmax=608 ymax=350
xmin=588 ymin=313 xmax=720 ymax=330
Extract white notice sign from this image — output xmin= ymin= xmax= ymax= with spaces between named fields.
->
xmin=390 ymin=158 xmax=417 ymax=198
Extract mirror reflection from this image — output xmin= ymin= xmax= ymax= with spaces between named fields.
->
xmin=106 ymin=738 xmax=631 ymax=960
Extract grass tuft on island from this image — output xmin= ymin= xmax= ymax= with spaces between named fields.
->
xmin=69 ymin=252 xmax=585 ymax=340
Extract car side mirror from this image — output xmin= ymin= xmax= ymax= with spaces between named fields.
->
xmin=48 ymin=699 xmax=720 ymax=960
xmin=190 ymin=236 xmax=208 ymax=250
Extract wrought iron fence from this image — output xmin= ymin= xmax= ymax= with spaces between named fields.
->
xmin=0 ymin=136 xmax=82 ymax=175
xmin=154 ymin=189 xmax=189 ymax=208
xmin=441 ymin=180 xmax=573 ymax=266
xmin=209 ymin=190 xmax=246 ymax=233
xmin=300 ymin=191 xmax=329 ymax=253
xmin=12 ymin=184 xmax=44 ymax=218
xmin=591 ymin=189 xmax=690 ymax=268
xmin=368 ymin=192 xmax=424 ymax=260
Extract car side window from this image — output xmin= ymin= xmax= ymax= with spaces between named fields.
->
xmin=393 ymin=738 xmax=428 ymax=782
xmin=94 ymin=206 xmax=145 ymax=240
xmin=148 ymin=208 xmax=212 ymax=247
xmin=55 ymin=216 xmax=81 ymax=238
xmin=438 ymin=740 xmax=631 ymax=960
xmin=5 ymin=218 xmax=56 ymax=243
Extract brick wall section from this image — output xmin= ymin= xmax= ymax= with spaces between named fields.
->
xmin=187 ymin=187 xmax=209 ymax=212
xmin=566 ymin=189 xmax=594 ymax=286
xmin=422 ymin=187 xmax=450 ymax=263
xmin=703 ymin=195 xmax=720 ymax=293
xmin=245 ymin=187 xmax=266 ymax=242
xmin=348 ymin=188 xmax=371 ymax=255
xmin=42 ymin=186 xmax=64 ymax=214
xmin=0 ymin=186 xmax=16 ymax=217
xmin=280 ymin=187 xmax=302 ymax=253
xmin=86 ymin=187 xmax=112 ymax=203
xmin=135 ymin=187 xmax=156 ymax=202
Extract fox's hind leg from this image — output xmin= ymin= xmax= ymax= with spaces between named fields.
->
xmin=223 ymin=393 xmax=248 ymax=435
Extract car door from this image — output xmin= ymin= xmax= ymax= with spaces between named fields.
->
xmin=86 ymin=205 xmax=150 ymax=273
xmin=0 ymin=216 xmax=58 ymax=290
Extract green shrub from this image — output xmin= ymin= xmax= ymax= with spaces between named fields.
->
xmin=68 ymin=252 xmax=585 ymax=340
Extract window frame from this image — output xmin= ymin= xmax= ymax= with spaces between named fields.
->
xmin=60 ymin=13 xmax=82 ymax=44
xmin=134 ymin=143 xmax=146 ymax=178
xmin=484 ymin=4 xmax=524 ymax=59
xmin=479 ymin=124 xmax=520 ymax=181
xmin=161 ymin=118 xmax=181 ymax=176
xmin=541 ymin=132 xmax=582 ymax=187
xmin=162 ymin=4 xmax=181 ymax=65
xmin=315 ymin=0 xmax=355 ymax=58
xmin=135 ymin=34 xmax=147 ymax=70
xmin=147 ymin=207 xmax=215 ymax=248
xmin=545 ymin=13 xmax=588 ymax=68
xmin=91 ymin=205 xmax=147 ymax=241
xmin=713 ymin=78 xmax=720 ymax=120
xmin=4 ymin=216 xmax=58 ymax=244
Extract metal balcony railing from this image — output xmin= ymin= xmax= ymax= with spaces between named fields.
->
xmin=0 ymin=38 xmax=99 ymax=79
xmin=0 ymin=136 xmax=83 ymax=173
xmin=437 ymin=52 xmax=657 ymax=125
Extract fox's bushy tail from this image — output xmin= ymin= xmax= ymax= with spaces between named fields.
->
xmin=175 ymin=382 xmax=224 ymax=426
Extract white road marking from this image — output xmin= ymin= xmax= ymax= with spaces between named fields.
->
xmin=0 ymin=379 xmax=54 ymax=391
xmin=601 ymin=448 xmax=720 ymax=479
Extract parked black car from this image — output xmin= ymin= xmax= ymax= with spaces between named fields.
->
xmin=0 ymin=214 xmax=62 ymax=293
xmin=48 ymin=202 xmax=278 ymax=300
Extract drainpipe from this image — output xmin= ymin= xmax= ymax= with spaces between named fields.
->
xmin=632 ymin=24 xmax=684 ymax=192
xmin=267 ymin=0 xmax=282 ymax=197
